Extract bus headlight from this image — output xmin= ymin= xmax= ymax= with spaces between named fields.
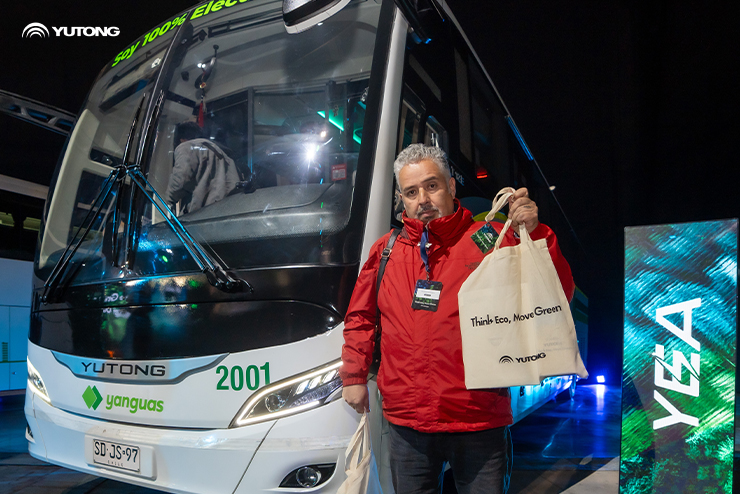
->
xmin=27 ymin=360 xmax=51 ymax=404
xmin=230 ymin=359 xmax=342 ymax=427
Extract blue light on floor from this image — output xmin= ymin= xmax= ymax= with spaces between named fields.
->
xmin=596 ymin=384 xmax=606 ymax=411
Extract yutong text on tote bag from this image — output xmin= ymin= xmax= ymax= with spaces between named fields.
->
xmin=458 ymin=188 xmax=588 ymax=388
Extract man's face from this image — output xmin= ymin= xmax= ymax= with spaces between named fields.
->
xmin=398 ymin=159 xmax=456 ymax=224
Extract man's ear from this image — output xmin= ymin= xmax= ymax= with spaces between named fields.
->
xmin=394 ymin=190 xmax=404 ymax=210
xmin=448 ymin=177 xmax=456 ymax=198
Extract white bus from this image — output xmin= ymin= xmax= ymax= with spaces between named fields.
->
xmin=25 ymin=0 xmax=585 ymax=491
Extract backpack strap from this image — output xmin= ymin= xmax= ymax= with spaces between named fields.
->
xmin=370 ymin=228 xmax=401 ymax=373
xmin=200 ymin=140 xmax=226 ymax=161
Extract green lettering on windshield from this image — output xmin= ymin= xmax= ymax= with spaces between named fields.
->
xmin=191 ymin=5 xmax=207 ymax=19
xmin=111 ymin=0 xmax=253 ymax=68
xmin=112 ymin=40 xmax=141 ymax=67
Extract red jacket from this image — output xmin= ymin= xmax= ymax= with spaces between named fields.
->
xmin=340 ymin=202 xmax=575 ymax=432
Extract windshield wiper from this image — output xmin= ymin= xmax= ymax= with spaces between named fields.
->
xmin=128 ymin=90 xmax=253 ymax=293
xmin=42 ymin=93 xmax=253 ymax=304
xmin=41 ymin=166 xmax=123 ymax=304
xmin=41 ymin=97 xmax=146 ymax=304
xmin=110 ymin=94 xmax=143 ymax=264
xmin=125 ymin=165 xmax=252 ymax=293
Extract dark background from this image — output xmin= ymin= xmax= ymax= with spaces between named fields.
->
xmin=2 ymin=1 xmax=739 ymax=385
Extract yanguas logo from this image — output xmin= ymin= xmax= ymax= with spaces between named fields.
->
xmin=82 ymin=386 xmax=164 ymax=414
xmin=22 ymin=23 xmax=49 ymax=38
xmin=82 ymin=385 xmax=103 ymax=410
xmin=106 ymin=394 xmax=164 ymax=414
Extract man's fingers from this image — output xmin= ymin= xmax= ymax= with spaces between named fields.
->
xmin=508 ymin=194 xmax=539 ymax=233
xmin=349 ymin=403 xmax=368 ymax=414
xmin=509 ymin=200 xmax=536 ymax=221
xmin=507 ymin=188 xmax=532 ymax=225
xmin=508 ymin=187 xmax=529 ymax=204
xmin=342 ymin=384 xmax=370 ymax=414
xmin=509 ymin=197 xmax=533 ymax=213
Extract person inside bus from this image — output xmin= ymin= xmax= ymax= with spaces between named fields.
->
xmin=166 ymin=121 xmax=240 ymax=215
xmin=340 ymin=144 xmax=575 ymax=494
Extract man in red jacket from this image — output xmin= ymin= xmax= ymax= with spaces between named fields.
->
xmin=340 ymin=144 xmax=574 ymax=494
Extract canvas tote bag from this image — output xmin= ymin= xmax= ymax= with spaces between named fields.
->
xmin=337 ymin=412 xmax=383 ymax=494
xmin=458 ymin=187 xmax=588 ymax=388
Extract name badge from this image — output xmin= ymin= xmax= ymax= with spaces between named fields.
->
xmin=471 ymin=222 xmax=498 ymax=253
xmin=412 ymin=280 xmax=443 ymax=311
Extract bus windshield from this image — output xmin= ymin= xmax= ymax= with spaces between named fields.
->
xmin=36 ymin=0 xmax=382 ymax=283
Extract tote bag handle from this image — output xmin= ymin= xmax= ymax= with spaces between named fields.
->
xmin=484 ymin=187 xmax=516 ymax=249
xmin=345 ymin=412 xmax=371 ymax=471
xmin=486 ymin=186 xmax=552 ymax=278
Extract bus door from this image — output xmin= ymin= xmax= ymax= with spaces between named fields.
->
xmin=393 ymin=19 xmax=494 ymax=224
xmin=394 ymin=6 xmax=519 ymax=221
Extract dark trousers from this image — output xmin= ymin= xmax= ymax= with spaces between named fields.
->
xmin=388 ymin=423 xmax=512 ymax=494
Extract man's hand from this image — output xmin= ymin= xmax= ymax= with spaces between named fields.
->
xmin=508 ymin=187 xmax=539 ymax=233
xmin=342 ymin=384 xmax=370 ymax=414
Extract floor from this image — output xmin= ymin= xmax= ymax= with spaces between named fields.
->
xmin=507 ymin=384 xmax=620 ymax=493
xmin=2 ymin=385 xmax=621 ymax=493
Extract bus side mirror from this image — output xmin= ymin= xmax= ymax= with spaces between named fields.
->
xmin=282 ymin=0 xmax=351 ymax=34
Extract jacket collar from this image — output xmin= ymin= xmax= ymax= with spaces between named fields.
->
xmin=401 ymin=199 xmax=473 ymax=245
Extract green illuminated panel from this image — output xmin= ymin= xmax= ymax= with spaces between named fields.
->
xmin=620 ymin=220 xmax=737 ymax=493
xmin=317 ymin=109 xmax=362 ymax=144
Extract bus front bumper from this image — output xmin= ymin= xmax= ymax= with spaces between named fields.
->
xmin=25 ymin=389 xmax=358 ymax=493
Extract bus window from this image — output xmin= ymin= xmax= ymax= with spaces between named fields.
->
xmin=132 ymin=2 xmax=381 ymax=277
xmin=469 ymin=58 xmax=511 ymax=189
xmin=454 ymin=48 xmax=473 ymax=163
xmin=392 ymin=87 xmax=428 ymax=223
xmin=37 ymin=34 xmax=176 ymax=275
xmin=424 ymin=115 xmax=448 ymax=153
xmin=36 ymin=0 xmax=384 ymax=283
xmin=397 ymin=92 xmax=424 ymax=154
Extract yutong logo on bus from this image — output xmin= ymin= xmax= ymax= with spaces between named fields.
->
xmin=82 ymin=385 xmax=165 ymax=414
xmin=54 ymin=352 xmax=226 ymax=384
xmin=81 ymin=362 xmax=166 ymax=377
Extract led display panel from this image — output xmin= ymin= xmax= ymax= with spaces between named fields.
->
xmin=620 ymin=220 xmax=737 ymax=493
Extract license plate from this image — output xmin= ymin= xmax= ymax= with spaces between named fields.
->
xmin=92 ymin=439 xmax=140 ymax=472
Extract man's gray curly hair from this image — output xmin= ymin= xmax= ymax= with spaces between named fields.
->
xmin=393 ymin=144 xmax=451 ymax=185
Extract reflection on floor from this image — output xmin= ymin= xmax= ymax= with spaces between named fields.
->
xmin=10 ymin=384 xmax=738 ymax=493
xmin=439 ymin=384 xmax=621 ymax=494
xmin=507 ymin=384 xmax=620 ymax=493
